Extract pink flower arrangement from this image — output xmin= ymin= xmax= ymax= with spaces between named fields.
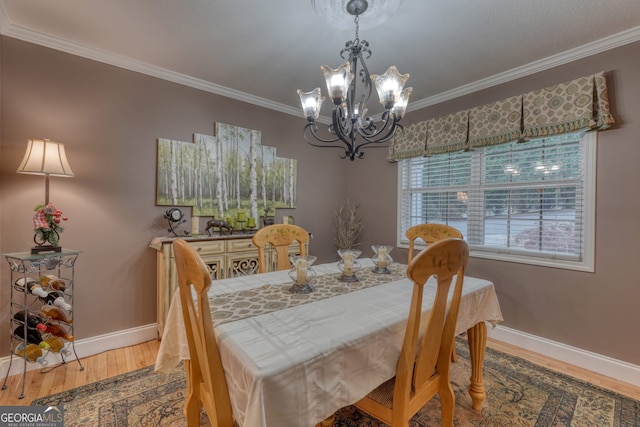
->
xmin=33 ymin=203 xmax=69 ymax=246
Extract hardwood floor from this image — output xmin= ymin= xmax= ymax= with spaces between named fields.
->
xmin=1 ymin=338 xmax=639 ymax=407
xmin=1 ymin=339 xmax=160 ymax=406
xmin=487 ymin=337 xmax=640 ymax=401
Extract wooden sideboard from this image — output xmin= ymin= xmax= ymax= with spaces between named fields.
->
xmin=150 ymin=235 xmax=306 ymax=337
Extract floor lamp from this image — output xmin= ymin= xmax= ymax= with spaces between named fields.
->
xmin=17 ymin=139 xmax=74 ymax=253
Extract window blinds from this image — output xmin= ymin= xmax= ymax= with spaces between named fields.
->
xmin=400 ymin=133 xmax=586 ymax=261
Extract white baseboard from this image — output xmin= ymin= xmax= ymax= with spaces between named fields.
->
xmin=488 ymin=325 xmax=640 ymax=388
xmin=0 ymin=324 xmax=158 ymax=379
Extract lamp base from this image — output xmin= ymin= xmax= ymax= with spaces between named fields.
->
xmin=31 ymin=245 xmax=62 ymax=254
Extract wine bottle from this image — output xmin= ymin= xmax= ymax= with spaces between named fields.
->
xmin=13 ymin=326 xmax=49 ymax=350
xmin=39 ymin=274 xmax=67 ymax=291
xmin=40 ymin=304 xmax=73 ymax=324
xmin=13 ymin=310 xmax=46 ymax=330
xmin=42 ymin=336 xmax=70 ymax=355
xmin=43 ymin=323 xmax=74 ymax=341
xmin=15 ymin=343 xmax=48 ymax=366
xmin=40 ymin=291 xmax=72 ymax=311
xmin=15 ymin=277 xmax=48 ymax=298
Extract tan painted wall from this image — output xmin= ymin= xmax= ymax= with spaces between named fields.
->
xmin=2 ymin=36 xmax=639 ymax=366
xmin=0 ymin=37 xmax=348 ymax=355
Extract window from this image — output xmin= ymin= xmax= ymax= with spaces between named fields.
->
xmin=398 ymin=132 xmax=596 ymax=271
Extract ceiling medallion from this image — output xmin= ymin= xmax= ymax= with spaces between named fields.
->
xmin=311 ymin=0 xmax=402 ymax=30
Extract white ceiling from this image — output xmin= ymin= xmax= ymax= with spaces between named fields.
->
xmin=1 ymin=0 xmax=640 ymax=119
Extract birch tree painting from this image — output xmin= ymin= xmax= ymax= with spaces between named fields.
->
xmin=157 ymin=122 xmax=297 ymax=220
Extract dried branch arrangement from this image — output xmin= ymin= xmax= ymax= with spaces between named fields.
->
xmin=333 ymin=200 xmax=364 ymax=250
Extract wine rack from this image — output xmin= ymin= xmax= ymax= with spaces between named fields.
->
xmin=1 ymin=249 xmax=84 ymax=399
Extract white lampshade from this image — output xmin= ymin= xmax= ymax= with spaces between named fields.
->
xmin=17 ymin=139 xmax=74 ymax=205
xmin=17 ymin=139 xmax=74 ymax=177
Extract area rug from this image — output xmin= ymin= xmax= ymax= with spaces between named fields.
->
xmin=32 ymin=338 xmax=640 ymax=426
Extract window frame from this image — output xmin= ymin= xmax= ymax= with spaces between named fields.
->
xmin=396 ymin=131 xmax=597 ymax=272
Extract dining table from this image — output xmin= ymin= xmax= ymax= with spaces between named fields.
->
xmin=155 ymin=258 xmax=503 ymax=427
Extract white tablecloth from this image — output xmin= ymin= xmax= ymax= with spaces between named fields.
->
xmin=155 ymin=260 xmax=503 ymax=427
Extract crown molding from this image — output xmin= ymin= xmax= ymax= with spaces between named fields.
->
xmin=408 ymin=25 xmax=640 ymax=112
xmin=1 ymin=8 xmax=639 ymax=119
xmin=0 ymin=12 xmax=302 ymax=118
xmin=0 ymin=1 xmax=10 ymax=34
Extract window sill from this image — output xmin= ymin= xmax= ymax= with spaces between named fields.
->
xmin=469 ymin=249 xmax=594 ymax=272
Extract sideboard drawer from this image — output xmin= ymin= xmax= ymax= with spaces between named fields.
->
xmin=189 ymin=240 xmax=226 ymax=255
xmin=227 ymin=239 xmax=257 ymax=253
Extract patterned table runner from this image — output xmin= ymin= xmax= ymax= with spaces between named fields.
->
xmin=210 ymin=263 xmax=407 ymax=325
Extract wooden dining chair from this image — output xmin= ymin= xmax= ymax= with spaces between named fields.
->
xmin=406 ymin=223 xmax=463 ymax=262
xmin=354 ymin=238 xmax=469 ymax=427
xmin=406 ymin=223 xmax=464 ymax=362
xmin=252 ymin=224 xmax=309 ymax=273
xmin=173 ymin=238 xmax=234 ymax=427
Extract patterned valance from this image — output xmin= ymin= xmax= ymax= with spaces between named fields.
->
xmin=424 ymin=110 xmax=468 ymax=156
xmin=594 ymin=71 xmax=615 ymax=130
xmin=387 ymin=121 xmax=428 ymax=161
xmin=522 ymin=71 xmax=614 ymax=138
xmin=387 ymin=71 xmax=614 ymax=161
xmin=468 ymin=96 xmax=522 ymax=149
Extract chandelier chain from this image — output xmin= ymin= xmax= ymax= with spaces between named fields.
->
xmin=354 ymin=14 xmax=360 ymax=44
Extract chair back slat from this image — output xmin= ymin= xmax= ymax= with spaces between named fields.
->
xmin=394 ymin=238 xmax=469 ymax=416
xmin=252 ymin=224 xmax=309 ymax=272
xmin=406 ymin=223 xmax=463 ymax=262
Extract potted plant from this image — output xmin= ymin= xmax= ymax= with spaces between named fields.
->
xmin=333 ymin=200 xmax=364 ymax=250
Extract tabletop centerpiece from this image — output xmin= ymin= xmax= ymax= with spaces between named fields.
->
xmin=288 ymin=255 xmax=317 ymax=294
xmin=371 ymin=245 xmax=393 ymax=274
xmin=337 ymin=249 xmax=362 ymax=282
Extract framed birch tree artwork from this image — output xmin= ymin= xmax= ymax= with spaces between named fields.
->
xmin=157 ymin=122 xmax=297 ymax=221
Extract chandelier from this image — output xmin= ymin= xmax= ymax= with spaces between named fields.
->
xmin=297 ymin=0 xmax=412 ymax=161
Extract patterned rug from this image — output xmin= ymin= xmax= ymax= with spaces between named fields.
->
xmin=33 ymin=338 xmax=640 ymax=426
